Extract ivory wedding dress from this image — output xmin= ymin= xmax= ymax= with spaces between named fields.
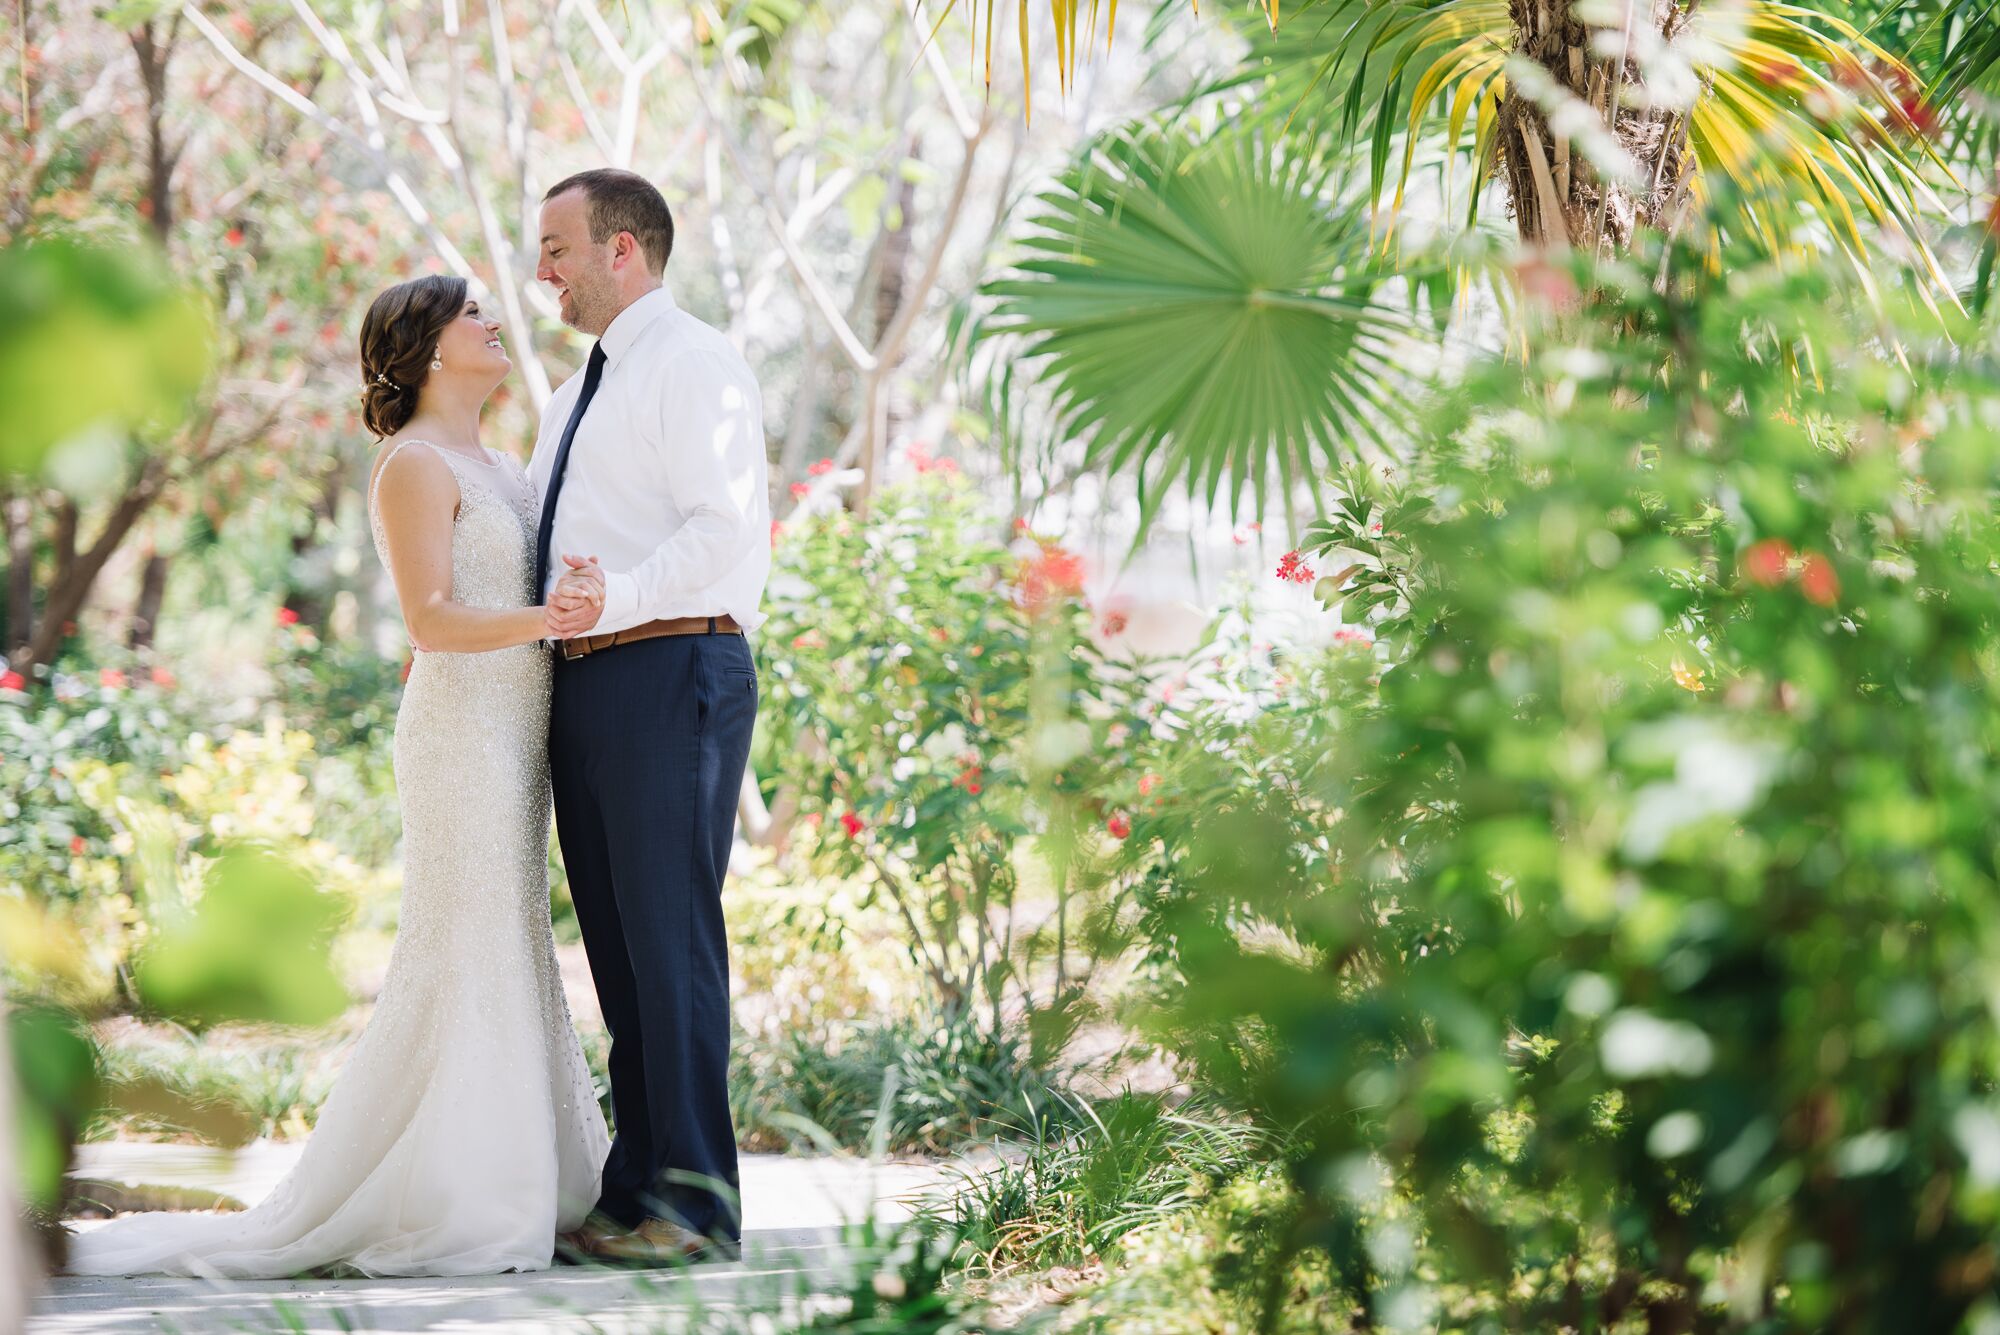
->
xmin=68 ymin=441 xmax=609 ymax=1278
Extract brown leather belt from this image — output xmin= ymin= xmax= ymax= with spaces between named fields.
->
xmin=556 ymin=614 xmax=742 ymax=661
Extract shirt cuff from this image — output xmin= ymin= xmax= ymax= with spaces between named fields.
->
xmin=600 ymin=570 xmax=641 ymax=631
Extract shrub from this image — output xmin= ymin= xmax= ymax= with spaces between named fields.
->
xmin=1126 ymin=246 xmax=2000 ymax=1329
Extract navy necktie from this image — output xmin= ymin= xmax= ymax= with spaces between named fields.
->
xmin=534 ymin=341 xmax=607 ymax=601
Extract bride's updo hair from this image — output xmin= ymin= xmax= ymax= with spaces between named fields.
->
xmin=358 ymin=275 xmax=469 ymax=439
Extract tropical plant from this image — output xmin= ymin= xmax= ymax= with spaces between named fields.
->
xmin=980 ymin=124 xmax=1423 ymax=525
xmin=1126 ymin=239 xmax=2000 ymax=1329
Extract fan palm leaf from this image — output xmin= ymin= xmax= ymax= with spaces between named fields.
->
xmin=980 ymin=127 xmax=1421 ymax=530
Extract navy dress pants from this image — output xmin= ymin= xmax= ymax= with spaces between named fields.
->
xmin=549 ymin=627 xmax=757 ymax=1241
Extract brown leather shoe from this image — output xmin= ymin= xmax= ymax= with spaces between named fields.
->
xmin=554 ymin=1217 xmax=624 ymax=1265
xmin=589 ymin=1218 xmax=714 ymax=1266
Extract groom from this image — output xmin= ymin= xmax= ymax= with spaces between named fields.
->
xmin=531 ymin=168 xmax=770 ymax=1263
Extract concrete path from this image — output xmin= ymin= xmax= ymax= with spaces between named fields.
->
xmin=32 ymin=1142 xmax=970 ymax=1333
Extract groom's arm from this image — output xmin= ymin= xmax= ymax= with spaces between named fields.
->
xmin=596 ymin=347 xmax=763 ymax=630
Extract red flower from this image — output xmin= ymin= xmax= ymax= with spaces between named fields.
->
xmin=1275 ymin=551 xmax=1317 ymax=585
xmin=930 ymin=626 xmax=950 ymax=642
xmin=789 ymin=482 xmax=809 ymax=499
xmin=1012 ymin=517 xmax=1031 ymax=534
xmin=1106 ymin=813 xmax=1131 ymax=840
xmin=1898 ymin=93 xmax=1939 ymax=139
xmin=1799 ymin=552 xmax=1840 ymax=606
xmin=0 ymin=670 xmax=24 ymax=691
xmin=839 ymin=810 xmax=865 ymax=838
xmin=99 ymin=668 xmax=127 ymax=690
xmin=225 ymin=226 xmax=246 ymax=247
xmin=792 ymin=630 xmax=826 ymax=650
xmin=954 ymin=762 xmax=983 ymax=793
xmin=1742 ymin=538 xmax=1795 ymax=589
xmin=69 ymin=836 xmax=86 ymax=855
xmin=1099 ymin=610 xmax=1128 ymax=637
xmin=1017 ymin=543 xmax=1087 ymax=614
xmin=149 ymin=667 xmax=176 ymax=688
xmin=277 ymin=606 xmax=301 ymax=626
xmin=1333 ymin=626 xmax=1372 ymax=647
xmin=770 ymin=520 xmax=783 ymax=547
xmin=1138 ymin=773 xmax=1160 ymax=796
xmin=808 ymin=458 xmax=835 ymax=477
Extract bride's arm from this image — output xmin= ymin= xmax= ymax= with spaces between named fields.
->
xmin=373 ymin=445 xmax=564 ymax=653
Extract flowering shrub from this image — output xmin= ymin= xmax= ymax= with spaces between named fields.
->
xmin=1136 ymin=247 xmax=2000 ymax=1329
xmin=756 ymin=473 xmax=1154 ymax=1041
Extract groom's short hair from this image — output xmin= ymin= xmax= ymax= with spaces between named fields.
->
xmin=544 ymin=169 xmax=675 ymax=275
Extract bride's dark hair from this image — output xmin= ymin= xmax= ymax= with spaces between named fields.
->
xmin=358 ymin=275 xmax=469 ymax=439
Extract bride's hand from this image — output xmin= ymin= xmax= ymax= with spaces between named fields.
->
xmin=545 ymin=555 xmax=604 ymax=638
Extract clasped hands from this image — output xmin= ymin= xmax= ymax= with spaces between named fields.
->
xmin=545 ymin=553 xmax=607 ymax=640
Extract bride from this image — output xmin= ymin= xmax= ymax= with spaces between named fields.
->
xmin=66 ymin=275 xmax=611 ymax=1277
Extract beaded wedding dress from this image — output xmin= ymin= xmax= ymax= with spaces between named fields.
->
xmin=68 ymin=441 xmax=608 ymax=1278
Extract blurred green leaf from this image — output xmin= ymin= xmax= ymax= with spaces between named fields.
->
xmin=134 ymin=845 xmax=348 ymax=1029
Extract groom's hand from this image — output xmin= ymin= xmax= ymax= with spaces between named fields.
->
xmin=545 ymin=554 xmax=606 ymax=639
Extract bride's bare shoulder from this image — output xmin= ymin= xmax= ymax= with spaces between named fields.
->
xmin=369 ymin=437 xmax=456 ymax=512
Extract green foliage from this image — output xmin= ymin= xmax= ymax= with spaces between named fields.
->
xmin=732 ymin=1009 xmax=1079 ymax=1156
xmin=940 ymin=1090 xmax=1275 ymax=1278
xmin=982 ymin=124 xmax=1417 ymax=529
xmin=135 ymin=846 xmax=347 ymax=1029
xmin=757 ymin=472 xmax=1151 ymax=1034
xmin=0 ymin=239 xmax=212 ymax=476
xmin=1117 ymin=242 xmax=2000 ymax=1329
xmin=7 ymin=1010 xmax=97 ymax=1214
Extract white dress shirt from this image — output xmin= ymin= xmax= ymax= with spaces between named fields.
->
xmin=528 ymin=286 xmax=770 ymax=635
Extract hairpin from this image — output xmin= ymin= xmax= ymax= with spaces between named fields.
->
xmin=374 ymin=371 xmax=396 ymax=388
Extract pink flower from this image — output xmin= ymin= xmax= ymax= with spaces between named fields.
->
xmin=789 ymin=482 xmax=809 ymax=499
xmin=69 ymin=835 xmax=86 ymax=855
xmin=0 ymin=671 xmax=24 ymax=692
xmin=1333 ymin=627 xmax=1372 ymax=647
xmin=1099 ymin=611 xmax=1128 ymax=637
xmin=99 ymin=668 xmax=127 ymax=690
xmin=1275 ymin=551 xmax=1316 ymax=585
xmin=277 ymin=607 xmax=301 ymax=626
xmin=149 ymin=666 xmax=176 ymax=688
xmin=225 ymin=226 xmax=245 ymax=247
xmin=770 ymin=520 xmax=783 ymax=547
xmin=1137 ymin=773 xmax=1160 ymax=796
xmin=1012 ymin=517 xmax=1030 ymax=534
xmin=1106 ymin=813 xmax=1131 ymax=840
xmin=808 ymin=458 xmax=835 ymax=477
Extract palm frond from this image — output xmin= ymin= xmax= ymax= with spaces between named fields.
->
xmin=981 ymin=126 xmax=1423 ymax=531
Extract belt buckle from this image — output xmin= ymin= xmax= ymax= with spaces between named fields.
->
xmin=559 ymin=636 xmax=588 ymax=661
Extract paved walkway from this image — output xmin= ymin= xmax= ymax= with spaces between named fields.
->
xmin=33 ymin=1142 xmax=968 ymax=1333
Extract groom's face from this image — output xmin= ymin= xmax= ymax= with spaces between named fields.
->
xmin=537 ymin=190 xmax=620 ymax=336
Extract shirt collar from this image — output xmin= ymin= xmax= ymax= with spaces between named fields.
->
xmin=598 ymin=285 xmax=678 ymax=368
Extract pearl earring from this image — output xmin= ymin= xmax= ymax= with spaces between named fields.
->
xmin=430 ymin=348 xmax=443 ymax=371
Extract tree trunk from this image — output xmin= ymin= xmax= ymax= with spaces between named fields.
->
xmin=17 ymin=461 xmax=167 ymax=674
xmin=3 ymin=491 xmax=33 ymax=660
xmin=131 ymin=18 xmax=180 ymax=243
xmin=127 ymin=545 xmax=170 ymax=651
xmin=1496 ymin=0 xmax=1695 ymax=255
